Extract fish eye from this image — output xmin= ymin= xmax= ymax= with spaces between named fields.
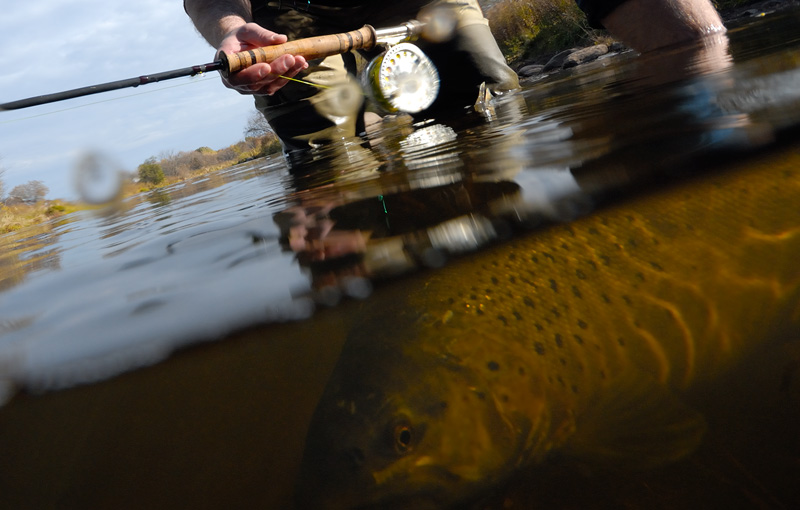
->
xmin=393 ymin=424 xmax=414 ymax=454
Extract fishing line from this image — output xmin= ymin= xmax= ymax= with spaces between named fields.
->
xmin=0 ymin=74 xmax=218 ymax=124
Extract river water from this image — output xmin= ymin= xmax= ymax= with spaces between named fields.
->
xmin=1 ymin=9 xmax=800 ymax=510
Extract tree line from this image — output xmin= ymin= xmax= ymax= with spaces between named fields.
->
xmin=0 ymin=162 xmax=49 ymax=205
xmin=137 ymin=111 xmax=281 ymax=185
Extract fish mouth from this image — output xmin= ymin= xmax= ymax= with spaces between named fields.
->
xmin=295 ymin=463 xmax=462 ymax=510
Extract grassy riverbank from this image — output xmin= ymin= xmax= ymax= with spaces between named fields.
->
xmin=0 ymin=201 xmax=84 ymax=235
xmin=486 ymin=0 xmax=779 ymax=65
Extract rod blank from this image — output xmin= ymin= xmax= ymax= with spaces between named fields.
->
xmin=0 ymin=63 xmax=223 ymax=111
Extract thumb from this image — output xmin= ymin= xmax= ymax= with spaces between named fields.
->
xmin=239 ymin=23 xmax=288 ymax=47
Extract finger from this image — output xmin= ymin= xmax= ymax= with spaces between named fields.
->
xmin=237 ymin=23 xmax=287 ymax=48
xmin=266 ymin=54 xmax=301 ymax=78
xmin=223 ymin=63 xmax=274 ymax=94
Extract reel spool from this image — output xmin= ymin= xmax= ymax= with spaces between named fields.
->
xmin=363 ymin=43 xmax=440 ymax=114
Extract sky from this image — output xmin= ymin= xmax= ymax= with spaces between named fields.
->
xmin=0 ymin=1 xmax=259 ymax=201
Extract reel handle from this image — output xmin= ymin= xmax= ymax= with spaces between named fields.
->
xmin=219 ymin=25 xmax=377 ymax=77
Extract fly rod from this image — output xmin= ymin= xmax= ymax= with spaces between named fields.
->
xmin=0 ymin=20 xmax=429 ymax=111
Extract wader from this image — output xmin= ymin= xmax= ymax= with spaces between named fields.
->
xmin=250 ymin=0 xmax=520 ymax=153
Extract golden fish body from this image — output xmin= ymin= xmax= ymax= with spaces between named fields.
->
xmin=296 ymin=147 xmax=800 ymax=509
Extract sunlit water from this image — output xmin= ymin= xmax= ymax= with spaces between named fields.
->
xmin=1 ymin=9 xmax=800 ymax=509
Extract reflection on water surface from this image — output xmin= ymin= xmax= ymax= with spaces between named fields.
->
xmin=1 ymin=8 xmax=800 ymax=509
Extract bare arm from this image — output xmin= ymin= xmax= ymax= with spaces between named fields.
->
xmin=184 ymin=0 xmax=307 ymax=95
xmin=601 ymin=0 xmax=726 ymax=53
xmin=184 ymin=0 xmax=252 ymax=47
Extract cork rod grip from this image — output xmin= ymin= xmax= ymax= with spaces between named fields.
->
xmin=220 ymin=25 xmax=377 ymax=76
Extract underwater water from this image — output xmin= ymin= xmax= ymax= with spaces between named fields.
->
xmin=1 ymin=8 xmax=800 ymax=510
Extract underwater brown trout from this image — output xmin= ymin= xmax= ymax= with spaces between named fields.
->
xmin=296 ymin=149 xmax=800 ymax=509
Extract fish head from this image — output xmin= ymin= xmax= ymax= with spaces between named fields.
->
xmin=295 ymin=311 xmax=529 ymax=509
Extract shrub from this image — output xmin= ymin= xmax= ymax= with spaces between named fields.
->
xmin=138 ymin=157 xmax=165 ymax=185
xmin=487 ymin=0 xmax=592 ymax=63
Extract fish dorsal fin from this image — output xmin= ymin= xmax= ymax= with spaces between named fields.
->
xmin=561 ymin=372 xmax=707 ymax=470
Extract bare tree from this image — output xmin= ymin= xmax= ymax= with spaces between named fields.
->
xmin=8 ymin=180 xmax=49 ymax=204
xmin=244 ymin=110 xmax=273 ymax=139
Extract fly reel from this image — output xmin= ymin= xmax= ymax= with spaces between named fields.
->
xmin=363 ymin=42 xmax=440 ymax=114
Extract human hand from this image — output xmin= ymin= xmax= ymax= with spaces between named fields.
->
xmin=218 ymin=22 xmax=308 ymax=96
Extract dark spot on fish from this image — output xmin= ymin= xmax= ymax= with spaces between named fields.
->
xmin=588 ymin=261 xmax=597 ymax=270
xmin=491 ymin=276 xmax=499 ymax=285
xmin=555 ymin=333 xmax=563 ymax=347
xmin=600 ymin=370 xmax=607 ymax=379
xmin=497 ymin=315 xmax=508 ymax=326
xmin=470 ymin=294 xmax=478 ymax=301
xmin=571 ymin=385 xmax=579 ymax=394
xmin=572 ymin=286 xmax=582 ymax=299
xmin=566 ymin=226 xmax=576 ymax=237
xmin=344 ymin=447 xmax=366 ymax=469
xmin=534 ymin=342 xmax=545 ymax=355
xmin=550 ymin=307 xmax=561 ymax=318
xmin=509 ymin=276 xmax=516 ymax=284
xmin=577 ymin=319 xmax=588 ymax=329
xmin=492 ymin=261 xmax=499 ymax=267
xmin=560 ymin=358 xmax=567 ymax=366
xmin=518 ymin=367 xmax=526 ymax=376
xmin=544 ymin=252 xmax=556 ymax=262
xmin=487 ymin=361 xmax=500 ymax=371
xmin=650 ymin=261 xmax=664 ymax=271
xmin=628 ymin=238 xmax=638 ymax=248
xmin=477 ymin=309 xmax=484 ymax=315
xmin=561 ymin=242 xmax=570 ymax=251
xmin=524 ymin=296 xmax=536 ymax=308
xmin=576 ymin=269 xmax=587 ymax=280
xmin=600 ymin=255 xmax=611 ymax=266
xmin=601 ymin=293 xmax=611 ymax=304
xmin=550 ymin=279 xmax=559 ymax=293
xmin=509 ymin=253 xmax=517 ymax=261
xmin=588 ymin=227 xmax=599 ymax=235
xmin=501 ymin=394 xmax=510 ymax=402
xmin=531 ymin=255 xmax=539 ymax=263
xmin=574 ymin=334 xmax=584 ymax=345
xmin=535 ymin=323 xmax=544 ymax=332
xmin=544 ymin=317 xmax=553 ymax=325
xmin=441 ymin=401 xmax=448 ymax=410
xmin=557 ymin=375 xmax=565 ymax=387
xmin=622 ymin=295 xmax=633 ymax=306
xmin=521 ymin=277 xmax=536 ymax=287
xmin=447 ymin=297 xmax=455 ymax=305
xmin=618 ymin=337 xmax=626 ymax=346
xmin=636 ymin=272 xmax=645 ymax=282
xmin=626 ymin=215 xmax=634 ymax=223
xmin=512 ymin=310 xmax=523 ymax=321
xmin=485 ymin=289 xmax=492 ymax=295
xmin=577 ymin=363 xmax=584 ymax=372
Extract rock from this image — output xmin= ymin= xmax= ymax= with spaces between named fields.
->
xmin=563 ymin=44 xmax=609 ymax=68
xmin=543 ymin=48 xmax=578 ymax=72
xmin=609 ymin=41 xmax=627 ymax=53
xmin=517 ymin=64 xmax=544 ymax=77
